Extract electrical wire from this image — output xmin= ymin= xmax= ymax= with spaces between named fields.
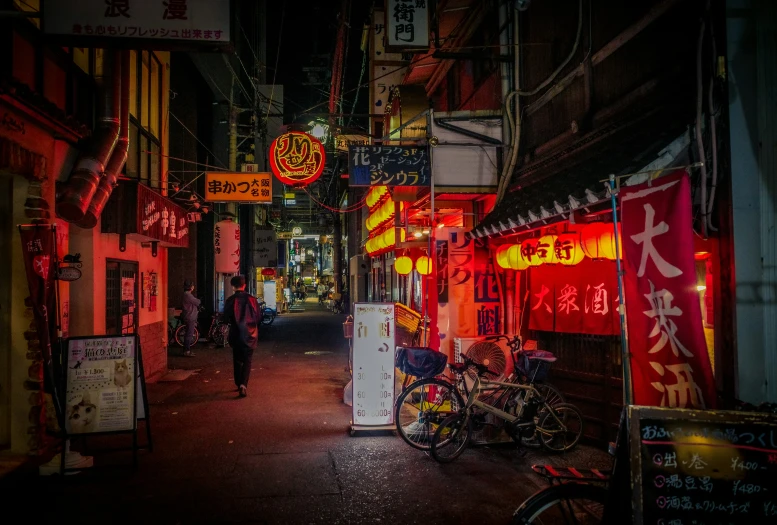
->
xmin=168 ymin=111 xmax=229 ymax=168
xmin=302 ymin=186 xmax=368 ymax=213
xmin=265 ymin=3 xmax=285 ymax=124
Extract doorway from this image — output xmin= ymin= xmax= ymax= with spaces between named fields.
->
xmin=106 ymin=260 xmax=139 ymax=335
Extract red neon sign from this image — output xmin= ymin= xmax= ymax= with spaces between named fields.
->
xmin=269 ymin=131 xmax=326 ymax=187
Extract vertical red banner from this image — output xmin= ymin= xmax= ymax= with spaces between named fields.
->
xmin=620 ymin=170 xmax=716 ymax=409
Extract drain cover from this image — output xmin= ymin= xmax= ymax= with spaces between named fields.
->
xmin=305 ymin=351 xmax=332 ymax=355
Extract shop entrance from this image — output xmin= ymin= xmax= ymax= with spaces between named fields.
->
xmin=106 ymin=260 xmax=139 ymax=335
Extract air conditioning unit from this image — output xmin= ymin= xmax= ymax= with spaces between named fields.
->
xmin=453 ymin=336 xmax=515 ymax=445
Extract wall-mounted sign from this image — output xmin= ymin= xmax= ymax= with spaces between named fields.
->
xmin=386 ymin=0 xmax=429 ymax=51
xmin=241 ymin=163 xmax=259 ymax=172
xmin=292 ymin=227 xmax=303 ymax=236
xmin=335 ymin=134 xmax=369 ymax=153
xmin=277 ymin=231 xmax=293 ymax=240
xmin=269 ymin=132 xmax=326 ymax=187
xmin=57 ymin=266 xmax=82 ymax=282
xmin=348 ymin=145 xmax=430 ymax=187
xmin=102 ymin=182 xmax=189 ymax=248
xmin=253 ymin=228 xmax=277 ymax=268
xmin=42 ymin=0 xmax=231 ymax=47
xmin=204 ymin=172 xmax=272 ymax=203
xmin=214 ymin=219 xmax=240 ymax=274
xmin=284 ymin=192 xmax=296 ymax=199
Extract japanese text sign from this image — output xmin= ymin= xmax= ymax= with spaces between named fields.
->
xmin=348 ymin=145 xmax=430 ymax=187
xmin=352 ymin=303 xmax=395 ymax=427
xmin=528 ymin=259 xmax=620 ymax=336
xmin=386 ymin=0 xmax=429 ymax=49
xmin=214 ymin=219 xmax=239 ymax=274
xmin=204 ymin=172 xmax=272 ymax=203
xmin=621 ymin=171 xmax=716 ymax=409
xmin=136 ymin=183 xmax=189 ymax=247
xmin=269 ymin=132 xmax=325 ymax=187
xmin=42 ymin=0 xmax=231 ymax=45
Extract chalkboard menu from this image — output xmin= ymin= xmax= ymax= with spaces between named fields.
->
xmin=628 ymin=406 xmax=777 ymax=525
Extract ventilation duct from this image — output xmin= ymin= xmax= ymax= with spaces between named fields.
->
xmin=56 ymin=50 xmax=121 ymax=223
xmin=78 ymin=50 xmax=130 ymax=229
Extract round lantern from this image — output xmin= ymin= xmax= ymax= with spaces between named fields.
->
xmin=395 ymin=256 xmax=413 ymax=275
xmin=495 ymin=245 xmax=511 ymax=269
xmin=555 ymin=233 xmax=585 ymax=266
xmin=521 ymin=238 xmax=543 ymax=266
xmin=269 ymin=131 xmax=326 ymax=187
xmin=416 ymin=255 xmax=433 ymax=275
xmin=537 ymin=234 xmax=558 ymax=264
xmin=581 ymin=222 xmax=609 ymax=258
xmin=261 ymin=268 xmax=276 ymax=277
xmin=598 ymin=223 xmax=622 ymax=260
xmin=508 ymin=245 xmax=529 ymax=270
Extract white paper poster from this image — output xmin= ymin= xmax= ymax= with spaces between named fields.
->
xmin=352 ymin=303 xmax=395 ymax=426
xmin=263 ymin=281 xmax=277 ymax=310
xmin=65 ymin=336 xmax=137 ymax=434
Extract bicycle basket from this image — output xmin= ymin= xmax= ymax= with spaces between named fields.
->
xmin=395 ymin=347 xmax=448 ymax=379
xmin=517 ymin=350 xmax=556 ymax=382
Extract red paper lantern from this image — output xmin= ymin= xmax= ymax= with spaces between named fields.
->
xmin=521 ymin=238 xmax=543 ymax=266
xmin=581 ymin=223 xmax=610 ymax=259
xmin=269 ymin=131 xmax=326 ymax=187
xmin=537 ymin=235 xmax=558 ymax=264
xmin=261 ymin=268 xmax=276 ymax=276
xmin=554 ymin=233 xmax=585 ymax=266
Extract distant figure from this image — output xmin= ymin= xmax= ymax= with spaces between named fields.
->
xmin=182 ymin=280 xmax=200 ymax=357
xmin=317 ymin=281 xmax=327 ymax=304
xmin=224 ymin=275 xmax=260 ymax=398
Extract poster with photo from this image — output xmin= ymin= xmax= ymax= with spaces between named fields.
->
xmin=65 ymin=336 xmax=137 ymax=435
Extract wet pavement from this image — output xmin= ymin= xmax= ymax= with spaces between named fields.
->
xmin=0 ymin=298 xmax=611 ymax=524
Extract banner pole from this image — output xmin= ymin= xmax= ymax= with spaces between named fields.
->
xmin=608 ymin=175 xmax=633 ymax=406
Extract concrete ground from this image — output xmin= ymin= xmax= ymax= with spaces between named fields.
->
xmin=0 ymin=298 xmax=611 ymax=524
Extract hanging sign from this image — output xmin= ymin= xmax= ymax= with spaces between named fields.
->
xmin=214 ymin=219 xmax=240 ymax=274
xmin=204 ymin=172 xmax=273 ymax=203
xmin=352 ymin=303 xmax=396 ymax=428
xmin=620 ymin=170 xmax=716 ymax=409
xmin=253 ymin=227 xmax=277 ymax=268
xmin=269 ymin=131 xmax=326 ymax=187
xmin=386 ymin=0 xmax=430 ymax=50
xmin=56 ymin=266 xmax=82 ymax=282
xmin=348 ymin=145 xmax=430 ymax=187
xmin=65 ymin=335 xmax=137 ymax=434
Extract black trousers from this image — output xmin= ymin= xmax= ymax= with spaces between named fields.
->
xmin=232 ymin=343 xmax=254 ymax=387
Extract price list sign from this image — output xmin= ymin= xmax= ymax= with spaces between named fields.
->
xmin=629 ymin=406 xmax=777 ymax=525
xmin=352 ymin=303 xmax=395 ymax=428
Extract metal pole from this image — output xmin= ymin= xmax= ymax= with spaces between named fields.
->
xmin=424 ymin=109 xmax=436 ymax=347
xmin=608 ymin=175 xmax=632 ymax=406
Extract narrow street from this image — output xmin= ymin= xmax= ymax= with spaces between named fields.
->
xmin=1 ymin=299 xmax=609 ymax=524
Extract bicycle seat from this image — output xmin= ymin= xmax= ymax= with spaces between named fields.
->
xmin=524 ymin=350 xmax=556 ymax=363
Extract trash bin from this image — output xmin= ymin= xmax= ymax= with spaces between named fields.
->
xmin=342 ymin=315 xmax=353 ymax=339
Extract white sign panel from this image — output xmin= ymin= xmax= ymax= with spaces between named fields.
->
xmin=65 ymin=336 xmax=137 ymax=434
xmin=352 ymin=303 xmax=395 ymax=426
xmin=430 ymin=113 xmax=501 ymax=190
xmin=214 ymin=219 xmax=240 ymax=274
xmin=253 ymin=227 xmax=277 ymax=268
xmin=263 ymin=281 xmax=277 ymax=310
xmin=42 ymin=0 xmax=231 ymax=44
xmin=386 ymin=0 xmax=429 ymax=49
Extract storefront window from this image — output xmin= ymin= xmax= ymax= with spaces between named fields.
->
xmin=126 ymin=51 xmax=163 ymax=187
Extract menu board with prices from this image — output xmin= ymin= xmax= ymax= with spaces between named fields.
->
xmin=629 ymin=406 xmax=777 ymax=525
xmin=352 ymin=303 xmax=395 ymax=429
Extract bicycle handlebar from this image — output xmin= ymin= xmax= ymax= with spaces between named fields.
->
xmin=460 ymin=354 xmax=499 ymax=377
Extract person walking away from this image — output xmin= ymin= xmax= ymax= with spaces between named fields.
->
xmin=182 ymin=280 xmax=200 ymax=357
xmin=317 ymin=281 xmax=327 ymax=304
xmin=224 ymin=275 xmax=260 ymax=397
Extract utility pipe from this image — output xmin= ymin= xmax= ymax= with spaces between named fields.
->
xmin=79 ymin=50 xmax=130 ymax=229
xmin=695 ymin=18 xmax=709 ymax=238
xmin=56 ymin=50 xmax=121 ymax=222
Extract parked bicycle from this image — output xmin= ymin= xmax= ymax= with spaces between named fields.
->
xmin=429 ymin=350 xmax=583 ymax=463
xmin=394 ymin=335 xmax=565 ymax=451
xmin=258 ymin=301 xmax=276 ymax=325
xmin=173 ymin=307 xmax=230 ymax=348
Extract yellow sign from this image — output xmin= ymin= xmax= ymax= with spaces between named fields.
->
xmin=204 ymin=172 xmax=273 ymax=203
xmin=284 ymin=192 xmax=295 ymax=199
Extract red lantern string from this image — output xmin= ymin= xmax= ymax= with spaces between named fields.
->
xmin=301 ymin=186 xmax=369 ymax=213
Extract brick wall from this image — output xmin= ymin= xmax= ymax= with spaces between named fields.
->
xmin=138 ymin=320 xmax=166 ymax=382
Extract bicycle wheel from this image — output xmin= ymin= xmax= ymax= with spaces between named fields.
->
xmin=512 ymin=482 xmax=607 ymax=524
xmin=520 ymin=383 xmax=566 ymax=449
xmin=262 ymin=312 xmax=275 ymax=325
xmin=213 ymin=323 xmax=229 ymax=347
xmin=536 ymin=403 xmax=584 ymax=453
xmin=394 ymin=378 xmax=465 ymax=451
xmin=175 ymin=324 xmax=199 ymax=348
xmin=430 ymin=412 xmax=472 ymax=463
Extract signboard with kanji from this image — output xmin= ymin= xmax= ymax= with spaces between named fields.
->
xmin=42 ymin=0 xmax=232 ymax=47
xmin=386 ymin=0 xmax=429 ymax=50
xmin=204 ymin=172 xmax=272 ymax=203
xmin=269 ymin=131 xmax=326 ymax=187
xmin=348 ymin=145 xmax=430 ymax=187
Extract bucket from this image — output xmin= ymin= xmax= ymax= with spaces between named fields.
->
xmin=342 ymin=315 xmax=354 ymax=339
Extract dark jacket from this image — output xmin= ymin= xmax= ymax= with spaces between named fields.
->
xmin=224 ymin=291 xmax=260 ymax=349
xmin=182 ymin=291 xmax=201 ymax=323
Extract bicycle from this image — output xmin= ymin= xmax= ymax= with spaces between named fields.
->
xmin=258 ymin=301 xmax=276 ymax=325
xmin=173 ymin=306 xmax=203 ymax=347
xmin=206 ymin=311 xmax=229 ymax=347
xmin=394 ymin=335 xmax=565 ymax=451
xmin=429 ymin=351 xmax=583 ymax=463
